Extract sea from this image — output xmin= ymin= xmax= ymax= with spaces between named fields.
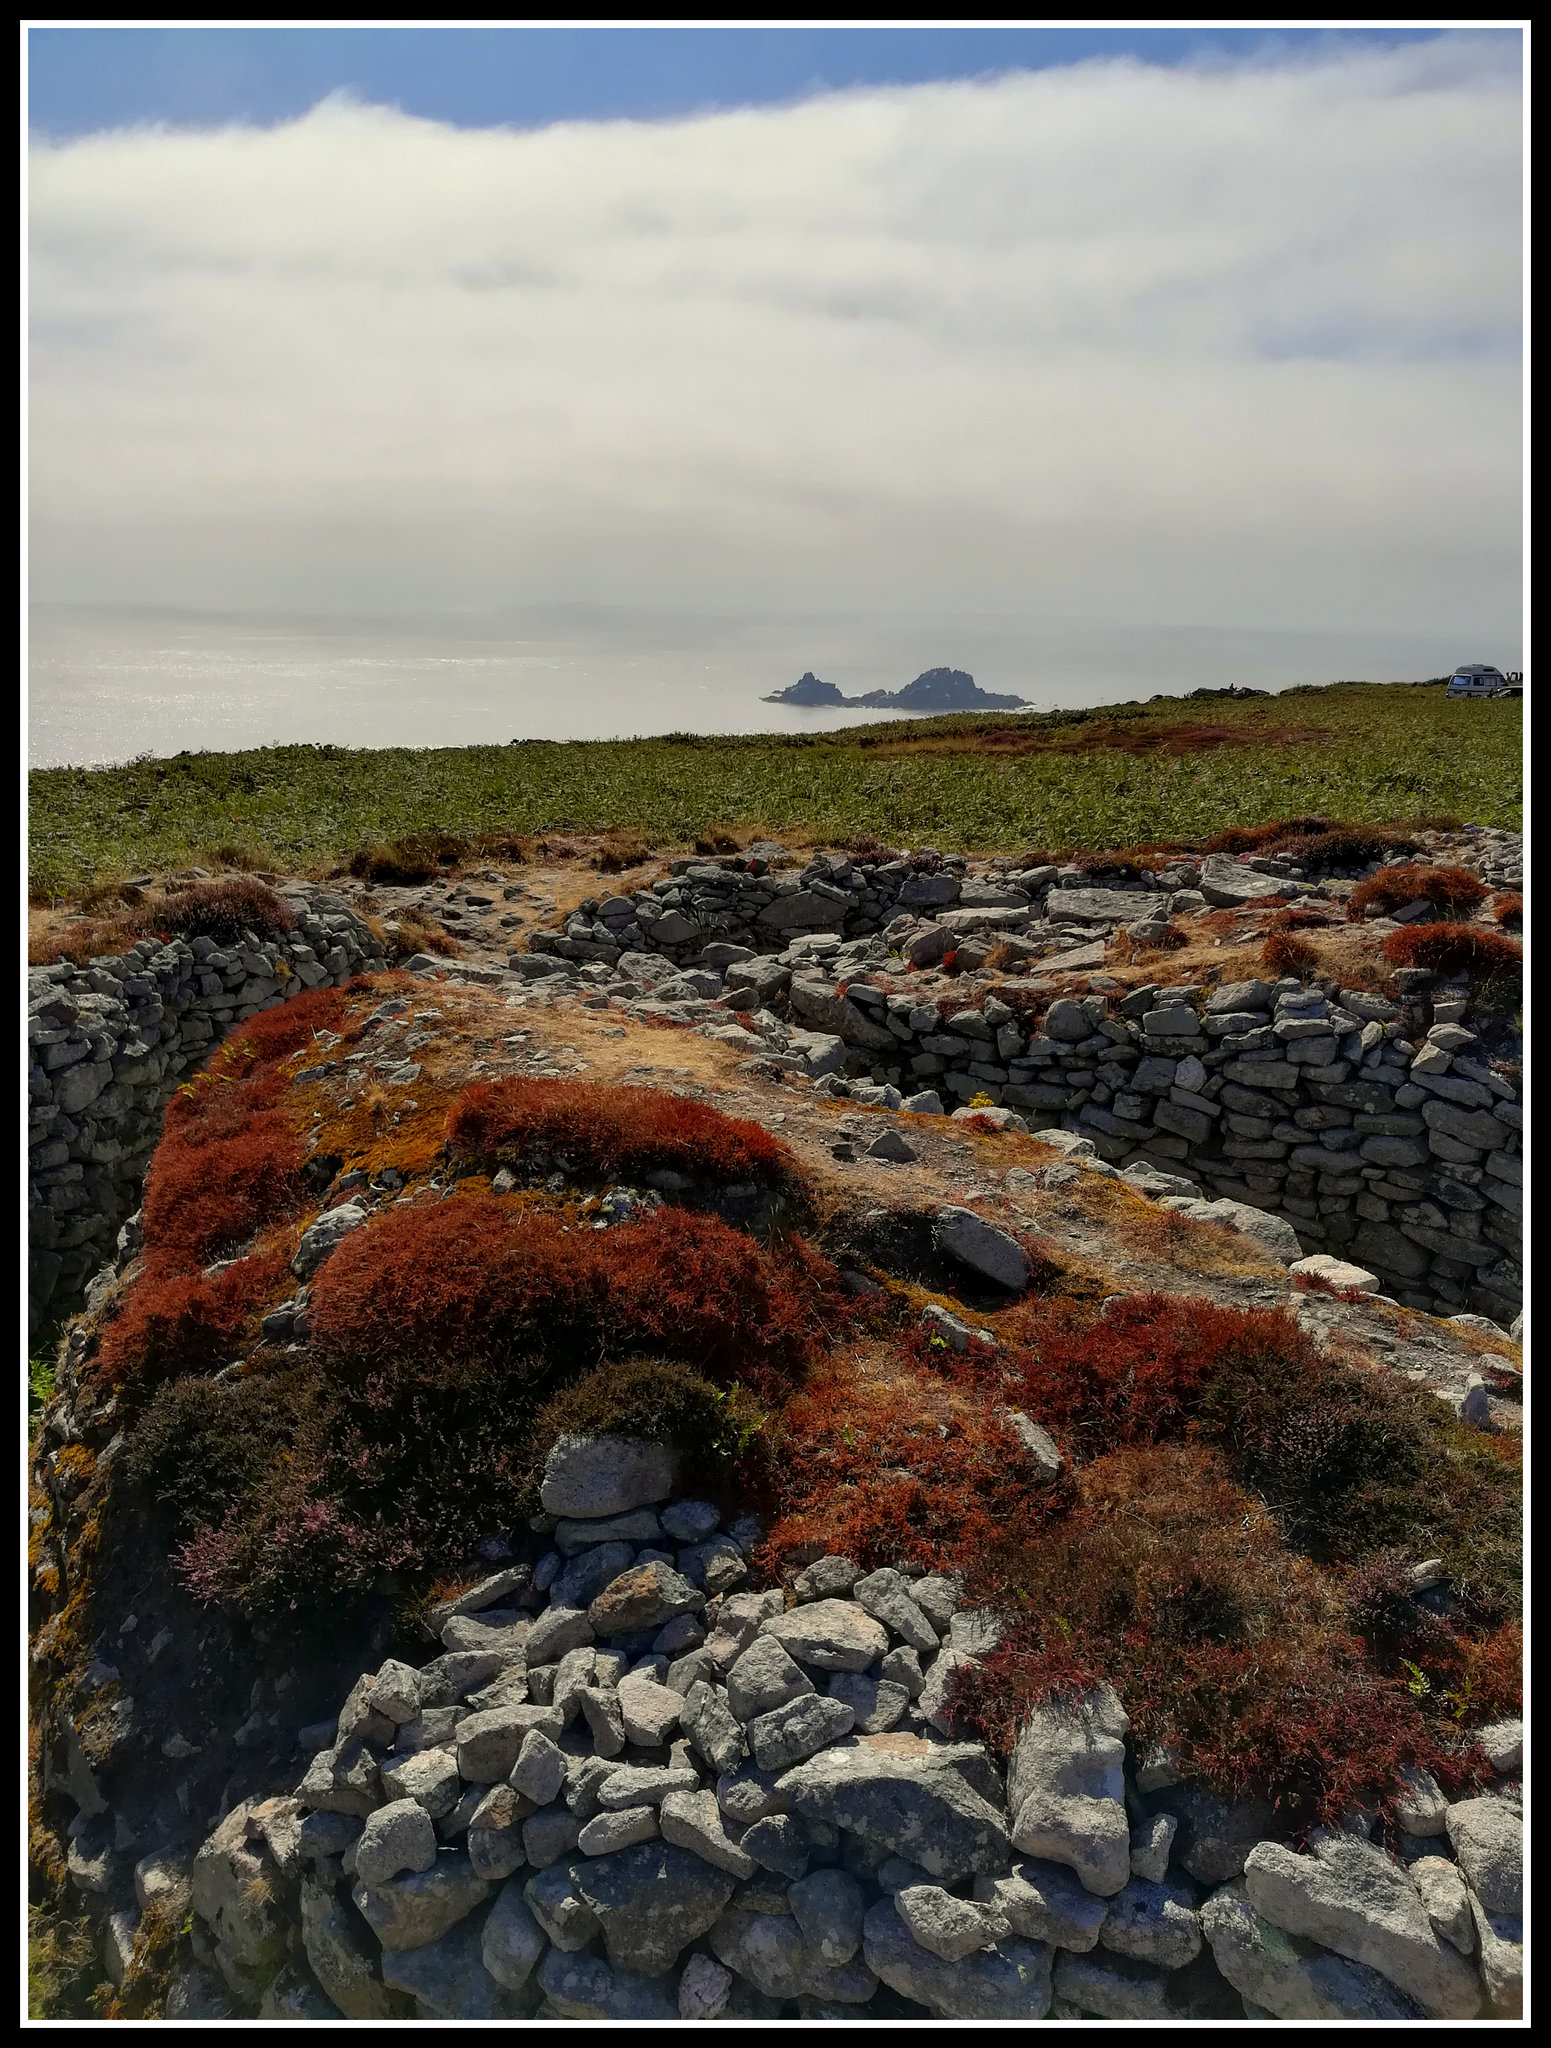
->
xmin=26 ymin=602 xmax=1491 ymax=770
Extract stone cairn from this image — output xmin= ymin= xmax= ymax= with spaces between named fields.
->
xmin=173 ymin=1437 xmax=1523 ymax=2022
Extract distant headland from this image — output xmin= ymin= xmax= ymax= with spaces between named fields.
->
xmin=763 ymin=666 xmax=1032 ymax=711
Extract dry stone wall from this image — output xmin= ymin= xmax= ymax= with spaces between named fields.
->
xmin=163 ymin=1435 xmax=1523 ymax=2022
xmin=520 ymin=840 xmax=1522 ymax=1324
xmin=26 ymin=886 xmax=386 ymax=1334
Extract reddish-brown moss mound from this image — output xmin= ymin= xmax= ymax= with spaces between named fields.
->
xmin=1493 ymin=892 xmax=1523 ymax=929
xmin=308 ymin=1189 xmax=838 ymax=1402
xmin=759 ymin=1364 xmax=1048 ymax=1574
xmin=939 ymin=1292 xmax=1520 ymax=1621
xmin=1260 ymin=931 xmax=1319 ymax=978
xmin=95 ymin=1249 xmax=292 ymax=1389
xmin=1347 ymin=863 xmax=1488 ymax=921
xmin=952 ymin=1443 xmax=1494 ymax=1826
xmin=446 ymin=1077 xmax=798 ymax=1190
xmin=1383 ymin=922 xmax=1522 ymax=986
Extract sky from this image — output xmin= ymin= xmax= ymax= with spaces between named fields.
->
xmin=27 ymin=26 xmax=1524 ymax=648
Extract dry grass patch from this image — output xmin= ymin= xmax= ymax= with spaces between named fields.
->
xmin=1065 ymin=1175 xmax=1282 ymax=1280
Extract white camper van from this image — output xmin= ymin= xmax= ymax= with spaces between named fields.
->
xmin=1446 ymin=664 xmax=1510 ymax=699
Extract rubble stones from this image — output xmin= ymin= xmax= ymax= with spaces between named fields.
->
xmin=659 ymin=1789 xmax=759 ymax=1878
xmin=932 ymin=1206 xmax=1030 ymax=1289
xmin=1099 ymin=1875 xmax=1202 ymax=1969
xmin=1444 ymin=1795 xmax=1522 ymax=1915
xmin=1006 ymin=1686 xmax=1132 ymax=1897
xmin=540 ymin=1436 xmax=679 ymax=1519
xmin=355 ymin=1799 xmax=438 ymax=1887
xmin=779 ymin=1743 xmax=1010 ymax=1884
xmin=589 ymin=1561 xmax=704 ymax=1635
xmin=760 ymin=1599 xmax=890 ymax=1672
xmin=352 ymin=1853 xmax=494 ymax=1951
xmin=1243 ymin=1833 xmax=1481 ymax=2017
xmin=977 ymin=1856 xmax=1109 ymax=1952
xmin=572 ymin=1838 xmax=739 ymax=1974
xmin=1201 ymin=1879 xmax=1421 ymax=2019
xmin=726 ymin=1635 xmax=815 ymax=1722
xmin=863 ymin=1898 xmax=1053 ymax=2017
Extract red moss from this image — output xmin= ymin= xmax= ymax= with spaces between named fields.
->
xmin=1382 ymin=922 xmax=1521 ymax=985
xmin=308 ymin=1189 xmax=836 ymax=1401
xmin=948 ymin=1443 xmax=1494 ymax=1823
xmin=1348 ymin=863 xmax=1488 ymax=921
xmin=140 ymin=1111 xmax=305 ymax=1268
xmin=758 ymin=1366 xmax=1053 ymax=1574
xmin=1492 ymin=892 xmax=1522 ymax=929
xmin=1260 ymin=932 xmax=1319 ymax=978
xmin=95 ymin=1249 xmax=291 ymax=1388
xmin=445 ymin=1078 xmax=798 ymax=1190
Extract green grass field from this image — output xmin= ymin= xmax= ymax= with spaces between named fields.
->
xmin=28 ymin=684 xmax=1521 ymax=896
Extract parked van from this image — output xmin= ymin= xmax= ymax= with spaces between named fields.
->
xmin=1446 ymin=664 xmax=1510 ymax=698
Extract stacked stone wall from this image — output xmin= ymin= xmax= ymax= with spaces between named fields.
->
xmin=27 ymin=887 xmax=386 ymax=1334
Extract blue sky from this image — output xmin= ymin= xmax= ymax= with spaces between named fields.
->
xmin=25 ymin=23 xmax=1493 ymax=136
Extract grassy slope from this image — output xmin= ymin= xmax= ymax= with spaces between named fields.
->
xmin=28 ymin=684 xmax=1521 ymax=895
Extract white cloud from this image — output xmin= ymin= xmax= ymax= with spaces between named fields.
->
xmin=28 ymin=36 xmax=1521 ymax=636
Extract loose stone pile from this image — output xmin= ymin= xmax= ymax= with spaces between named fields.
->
xmin=27 ymin=885 xmax=385 ymax=1333
xmin=171 ymin=1436 xmax=1523 ymax=2021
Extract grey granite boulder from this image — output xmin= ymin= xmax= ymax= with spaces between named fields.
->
xmin=726 ymin=1635 xmax=815 ymax=1722
xmin=352 ymin=1852 xmax=493 ymax=1950
xmin=540 ymin=1435 xmax=679 ymax=1519
xmin=1052 ymin=1949 xmax=1170 ymax=2019
xmin=571 ymin=1837 xmax=738 ymax=1975
xmin=524 ymin=1863 xmax=600 ymax=1951
xmin=826 ymin=1670 xmax=909 ymax=1734
xmin=896 ymin=1883 xmax=1007 ymax=1961
xmin=760 ymin=1599 xmax=889 ymax=1672
xmin=380 ymin=1909 xmax=509 ymax=2018
xmin=790 ymin=1867 xmax=868 ymax=1967
xmin=932 ymin=1207 xmax=1030 ymax=1290
xmin=659 ymin=1789 xmax=758 ymax=1879
xmin=1444 ymin=1794 xmax=1521 ymax=1915
xmin=1006 ymin=1685 xmax=1131 ymax=1897
xmin=851 ymin=1568 xmax=940 ymax=1654
xmin=975 ymin=1855 xmax=1109 ymax=1952
xmin=1243 ymin=1832 xmax=1480 ymax=2017
xmin=778 ymin=1741 xmax=1009 ymax=1884
xmin=863 ymin=1898 xmax=1052 ymax=2018
xmin=749 ymin=1694 xmax=856 ymax=1772
xmin=536 ymin=1947 xmax=679 ymax=2019
xmin=1409 ymin=1856 xmax=1474 ymax=1954
xmin=1098 ymin=1875 xmax=1202 ymax=1969
xmin=355 ymin=1798 xmax=438 ymax=1888
xmin=481 ymin=1879 xmax=547 ymax=1990
xmin=299 ymin=1873 xmax=395 ymax=2019
xmin=1200 ymin=1879 xmax=1420 ymax=2019
xmin=709 ymin=1908 xmax=878 ymax=2004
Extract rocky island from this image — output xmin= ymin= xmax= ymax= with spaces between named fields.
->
xmin=765 ymin=669 xmax=1031 ymax=712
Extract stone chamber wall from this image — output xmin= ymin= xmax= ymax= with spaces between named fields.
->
xmin=26 ymin=888 xmax=386 ymax=1337
xmin=158 ymin=1437 xmax=1522 ymax=2022
xmin=525 ymin=846 xmax=1523 ymax=1325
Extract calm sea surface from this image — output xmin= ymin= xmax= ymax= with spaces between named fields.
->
xmin=27 ymin=603 xmax=1486 ymax=769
